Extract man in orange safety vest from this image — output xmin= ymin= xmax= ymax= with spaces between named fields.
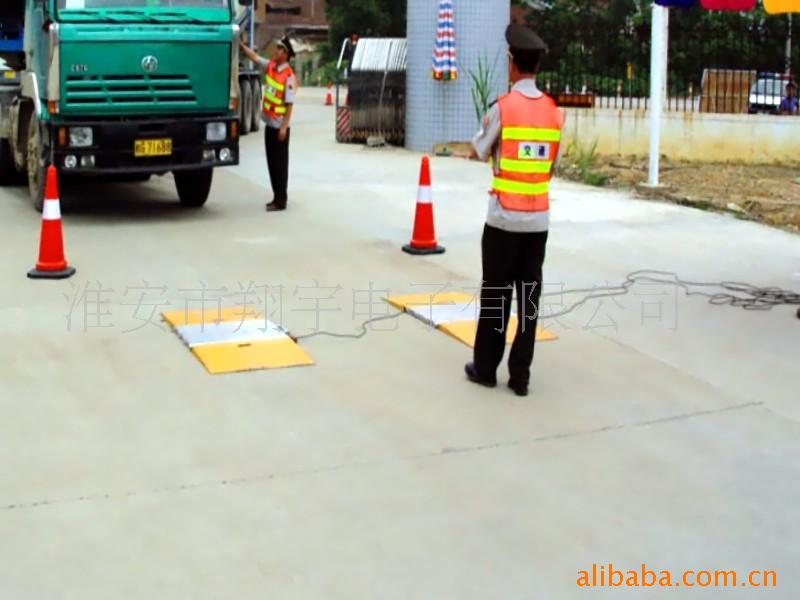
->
xmin=240 ymin=35 xmax=297 ymax=211
xmin=463 ymin=24 xmax=564 ymax=397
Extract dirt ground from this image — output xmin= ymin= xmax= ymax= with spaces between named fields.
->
xmin=558 ymin=155 xmax=800 ymax=232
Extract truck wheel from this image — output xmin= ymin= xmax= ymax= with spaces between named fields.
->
xmin=174 ymin=168 xmax=213 ymax=207
xmin=240 ymin=80 xmax=252 ymax=135
xmin=0 ymin=140 xmax=16 ymax=184
xmin=26 ymin=113 xmax=46 ymax=212
xmin=250 ymin=79 xmax=261 ymax=133
xmin=235 ymin=83 xmax=244 ymax=132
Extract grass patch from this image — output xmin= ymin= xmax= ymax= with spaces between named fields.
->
xmin=559 ymin=139 xmax=609 ymax=187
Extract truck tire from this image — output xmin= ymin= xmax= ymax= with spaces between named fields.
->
xmin=26 ymin=113 xmax=46 ymax=212
xmin=174 ymin=168 xmax=213 ymax=207
xmin=250 ymin=79 xmax=261 ymax=133
xmin=236 ymin=83 xmax=244 ymax=132
xmin=240 ymin=80 xmax=252 ymax=135
xmin=0 ymin=140 xmax=16 ymax=184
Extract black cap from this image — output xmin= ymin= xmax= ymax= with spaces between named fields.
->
xmin=277 ymin=36 xmax=295 ymax=60
xmin=505 ymin=24 xmax=548 ymax=53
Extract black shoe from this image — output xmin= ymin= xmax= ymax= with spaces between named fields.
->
xmin=266 ymin=202 xmax=286 ymax=212
xmin=464 ymin=363 xmax=496 ymax=388
xmin=508 ymin=380 xmax=529 ymax=397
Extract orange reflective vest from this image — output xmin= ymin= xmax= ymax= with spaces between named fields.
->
xmin=263 ymin=60 xmax=294 ymax=120
xmin=492 ymin=90 xmax=564 ymax=213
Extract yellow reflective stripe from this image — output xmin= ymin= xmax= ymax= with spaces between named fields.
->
xmin=492 ymin=177 xmax=550 ymax=195
xmin=265 ymin=75 xmax=285 ymax=91
xmin=499 ymin=158 xmax=553 ymax=174
xmin=502 ymin=127 xmax=561 ymax=142
xmin=264 ymin=91 xmax=284 ymax=106
xmin=263 ymin=103 xmax=287 ymax=115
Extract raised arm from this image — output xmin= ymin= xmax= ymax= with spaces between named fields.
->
xmin=238 ymin=40 xmax=262 ymax=65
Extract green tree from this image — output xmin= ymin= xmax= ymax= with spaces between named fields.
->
xmin=325 ymin=0 xmax=407 ymax=59
xmin=519 ymin=1 xmax=795 ymax=95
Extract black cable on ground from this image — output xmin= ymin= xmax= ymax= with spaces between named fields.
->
xmin=294 ymin=270 xmax=800 ymax=341
xmin=294 ymin=313 xmax=404 ymax=341
xmin=541 ymin=269 xmax=800 ymax=320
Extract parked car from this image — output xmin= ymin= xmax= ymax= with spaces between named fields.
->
xmin=748 ymin=76 xmax=790 ymax=114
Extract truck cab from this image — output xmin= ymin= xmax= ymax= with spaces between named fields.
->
xmin=0 ymin=0 xmax=241 ymax=209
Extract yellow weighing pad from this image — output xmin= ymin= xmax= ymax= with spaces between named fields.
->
xmin=385 ymin=291 xmax=475 ymax=310
xmin=192 ymin=339 xmax=314 ymax=375
xmin=162 ymin=306 xmax=261 ymax=328
xmin=161 ymin=307 xmax=314 ymax=375
xmin=386 ymin=293 xmax=558 ymax=349
xmin=439 ymin=318 xmax=558 ymax=348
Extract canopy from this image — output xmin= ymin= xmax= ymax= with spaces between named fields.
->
xmin=656 ymin=0 xmax=757 ymax=8
xmin=764 ymin=0 xmax=800 ymax=13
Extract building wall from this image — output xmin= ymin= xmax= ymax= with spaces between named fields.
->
xmin=562 ymin=109 xmax=800 ymax=164
xmin=256 ymin=0 xmax=328 ymax=41
xmin=406 ymin=0 xmax=510 ymax=151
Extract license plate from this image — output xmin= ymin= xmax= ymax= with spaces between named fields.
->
xmin=134 ymin=138 xmax=172 ymax=157
xmin=3 ymin=71 xmax=16 ymax=79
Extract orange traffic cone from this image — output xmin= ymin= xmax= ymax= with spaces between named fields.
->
xmin=325 ymin=82 xmax=333 ymax=106
xmin=403 ymin=155 xmax=445 ymax=255
xmin=27 ymin=166 xmax=76 ymax=280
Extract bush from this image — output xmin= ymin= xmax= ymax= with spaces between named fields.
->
xmin=309 ymin=60 xmax=341 ymax=87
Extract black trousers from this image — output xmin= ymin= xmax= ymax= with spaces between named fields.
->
xmin=264 ymin=126 xmax=290 ymax=206
xmin=474 ymin=224 xmax=548 ymax=385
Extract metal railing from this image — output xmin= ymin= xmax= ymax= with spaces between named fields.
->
xmin=533 ymin=7 xmax=796 ymax=115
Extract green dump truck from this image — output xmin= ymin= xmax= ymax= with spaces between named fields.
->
xmin=0 ymin=0 xmax=242 ymax=210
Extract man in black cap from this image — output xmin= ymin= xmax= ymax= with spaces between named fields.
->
xmin=462 ymin=24 xmax=564 ymax=397
xmin=240 ymin=35 xmax=297 ymax=211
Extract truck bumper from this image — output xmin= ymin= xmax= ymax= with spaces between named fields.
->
xmin=49 ymin=116 xmax=239 ymax=175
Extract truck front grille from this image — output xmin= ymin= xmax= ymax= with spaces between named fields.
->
xmin=64 ymin=74 xmax=197 ymax=108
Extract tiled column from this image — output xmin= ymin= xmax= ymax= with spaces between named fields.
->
xmin=406 ymin=0 xmax=510 ymax=151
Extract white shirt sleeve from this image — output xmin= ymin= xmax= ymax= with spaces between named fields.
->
xmin=472 ymin=103 xmax=501 ymax=162
xmin=283 ymin=74 xmax=297 ymax=105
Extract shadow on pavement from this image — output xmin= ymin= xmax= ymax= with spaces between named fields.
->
xmin=5 ymin=174 xmax=225 ymax=224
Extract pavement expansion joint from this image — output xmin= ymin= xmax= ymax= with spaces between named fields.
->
xmin=0 ymin=401 xmax=762 ymax=514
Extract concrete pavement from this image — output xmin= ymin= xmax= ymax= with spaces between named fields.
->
xmin=0 ymin=89 xmax=798 ymax=598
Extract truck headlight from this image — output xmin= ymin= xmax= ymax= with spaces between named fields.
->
xmin=69 ymin=127 xmax=93 ymax=147
xmin=206 ymin=122 xmax=227 ymax=142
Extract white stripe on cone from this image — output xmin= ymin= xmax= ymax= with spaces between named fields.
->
xmin=417 ymin=185 xmax=432 ymax=204
xmin=42 ymin=199 xmax=61 ymax=221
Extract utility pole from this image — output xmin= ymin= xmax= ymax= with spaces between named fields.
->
xmin=647 ymin=2 xmax=669 ymax=187
xmin=787 ymin=14 xmax=793 ymax=77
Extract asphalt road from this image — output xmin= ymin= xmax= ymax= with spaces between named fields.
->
xmin=1 ymin=89 xmax=798 ymax=599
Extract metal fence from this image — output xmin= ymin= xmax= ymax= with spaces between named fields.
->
xmin=536 ymin=7 xmax=797 ymax=115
